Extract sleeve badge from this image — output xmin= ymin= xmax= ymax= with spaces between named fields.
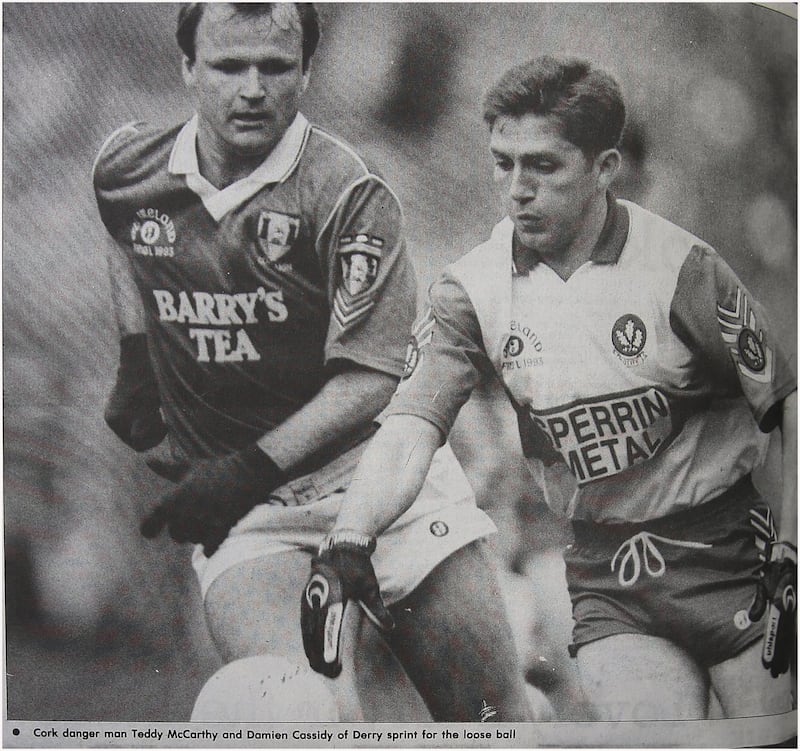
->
xmin=333 ymin=234 xmax=384 ymax=328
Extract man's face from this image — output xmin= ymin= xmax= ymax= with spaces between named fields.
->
xmin=184 ymin=4 xmax=308 ymax=166
xmin=489 ymin=113 xmax=605 ymax=257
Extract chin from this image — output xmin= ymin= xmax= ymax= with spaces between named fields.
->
xmin=229 ymin=133 xmax=280 ymax=158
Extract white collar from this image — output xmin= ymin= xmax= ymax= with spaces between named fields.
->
xmin=168 ymin=112 xmax=310 ymax=221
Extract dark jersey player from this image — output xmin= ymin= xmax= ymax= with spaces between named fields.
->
xmin=303 ymin=56 xmax=797 ymax=721
xmin=94 ymin=3 xmax=532 ymax=722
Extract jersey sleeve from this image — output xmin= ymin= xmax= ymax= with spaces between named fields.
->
xmin=318 ymin=174 xmax=417 ymax=377
xmin=94 ymin=123 xmax=147 ymax=338
xmin=381 ymin=270 xmax=494 ymax=438
xmin=93 ymin=122 xmax=142 ymax=235
xmin=670 ymin=244 xmax=796 ymax=431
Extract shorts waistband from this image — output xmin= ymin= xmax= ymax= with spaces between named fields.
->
xmin=570 ymin=474 xmax=759 ymax=551
xmin=267 ymin=440 xmax=368 ymax=507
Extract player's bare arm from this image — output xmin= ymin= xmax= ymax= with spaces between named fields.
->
xmin=256 ymin=366 xmax=398 ymax=472
xmin=141 ymin=365 xmax=399 ymax=556
xmin=780 ymin=390 xmax=797 ymax=546
xmin=748 ymin=389 xmax=798 ymax=678
xmin=301 ymin=413 xmax=442 ymax=677
xmin=331 ymin=414 xmax=442 ymax=538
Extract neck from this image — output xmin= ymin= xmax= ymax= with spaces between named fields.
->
xmin=195 ymin=130 xmax=271 ymax=190
xmin=545 ymin=194 xmax=609 ymax=281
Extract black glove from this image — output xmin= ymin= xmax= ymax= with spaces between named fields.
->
xmin=143 ymin=442 xmax=190 ymax=483
xmin=301 ymin=531 xmax=394 ymax=678
xmin=105 ymin=334 xmax=168 ymax=451
xmin=749 ymin=508 xmax=797 ymax=677
xmin=139 ymin=444 xmax=286 ymax=556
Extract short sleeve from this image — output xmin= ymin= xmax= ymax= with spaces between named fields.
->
xmin=319 ymin=175 xmax=417 ymax=377
xmin=670 ymin=244 xmax=796 ymax=431
xmin=382 ymin=270 xmax=493 ymax=437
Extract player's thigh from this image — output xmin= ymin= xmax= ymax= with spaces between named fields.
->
xmin=576 ymin=633 xmax=709 ymax=720
xmin=204 ymin=549 xmax=312 ymax=663
xmin=709 ymin=640 xmax=794 ymax=718
xmin=387 ymin=540 xmax=534 ymax=722
xmin=203 ymin=550 xmax=425 ymax=722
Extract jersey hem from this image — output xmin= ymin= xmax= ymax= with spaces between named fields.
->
xmin=325 ymin=346 xmax=406 ymax=379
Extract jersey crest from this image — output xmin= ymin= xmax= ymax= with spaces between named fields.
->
xmin=612 ymin=314 xmax=647 ymax=358
xmin=256 ymin=210 xmax=300 ymax=264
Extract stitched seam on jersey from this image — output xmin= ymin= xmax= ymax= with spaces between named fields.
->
xmin=315 ymin=173 xmax=405 ymax=256
xmin=92 ymin=121 xmax=140 ymax=179
xmin=311 ymin=126 xmax=370 ymax=173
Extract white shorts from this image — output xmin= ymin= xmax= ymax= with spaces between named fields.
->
xmin=192 ymin=442 xmax=496 ymax=604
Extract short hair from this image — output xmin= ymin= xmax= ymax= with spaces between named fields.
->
xmin=483 ymin=56 xmax=626 ymax=158
xmin=176 ymin=3 xmax=320 ymax=72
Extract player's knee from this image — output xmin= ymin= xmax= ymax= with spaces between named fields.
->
xmin=190 ymin=656 xmax=340 ymax=721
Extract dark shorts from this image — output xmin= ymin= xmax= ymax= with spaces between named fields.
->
xmin=565 ymin=476 xmax=765 ymax=666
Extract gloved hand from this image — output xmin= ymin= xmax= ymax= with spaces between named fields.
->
xmin=104 ymin=333 xmax=167 ymax=451
xmin=140 ymin=444 xmax=286 ymax=556
xmin=301 ymin=531 xmax=394 ymax=678
xmin=143 ymin=441 xmax=190 ymax=483
xmin=749 ymin=507 xmax=797 ymax=677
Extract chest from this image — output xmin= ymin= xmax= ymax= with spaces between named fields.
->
xmin=498 ymin=262 xmax=693 ymax=409
xmin=121 ymin=181 xmax=323 ymax=288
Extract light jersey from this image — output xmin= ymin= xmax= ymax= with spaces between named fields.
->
xmin=94 ymin=113 xmax=416 ymax=459
xmin=386 ymin=196 xmax=796 ymax=523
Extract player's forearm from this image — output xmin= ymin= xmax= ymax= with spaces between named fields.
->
xmin=333 ymin=414 xmax=442 ymax=538
xmin=256 ymin=367 xmax=398 ymax=473
xmin=779 ymin=390 xmax=797 ymax=545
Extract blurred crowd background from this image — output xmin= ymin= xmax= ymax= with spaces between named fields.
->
xmin=3 ymin=3 xmax=796 ymax=721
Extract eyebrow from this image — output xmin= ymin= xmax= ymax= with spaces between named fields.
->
xmin=490 ymin=147 xmax=561 ymax=161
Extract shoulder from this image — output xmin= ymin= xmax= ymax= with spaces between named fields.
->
xmin=300 ymin=125 xmax=400 ymax=205
xmin=92 ymin=121 xmax=183 ymax=191
xmin=621 ymin=199 xmax=706 ymax=254
xmin=449 ymin=217 xmax=513 ymax=283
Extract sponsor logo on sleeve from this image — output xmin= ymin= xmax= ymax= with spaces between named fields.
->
xmin=530 ymin=387 xmax=673 ymax=485
xmin=131 ymin=208 xmax=176 ymax=257
xmin=256 ymin=210 xmax=300 ymax=265
xmin=717 ymin=288 xmax=774 ymax=383
xmin=333 ymin=234 xmax=384 ymax=328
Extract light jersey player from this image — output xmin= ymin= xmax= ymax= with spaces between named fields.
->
xmin=303 ymin=56 xmax=797 ymax=720
xmin=93 ymin=3 xmax=533 ymax=722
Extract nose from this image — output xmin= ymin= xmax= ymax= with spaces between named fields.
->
xmin=240 ymin=66 xmax=266 ymax=100
xmin=509 ymin=166 xmax=536 ymax=204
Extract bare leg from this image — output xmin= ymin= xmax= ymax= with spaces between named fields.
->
xmin=709 ymin=640 xmax=793 ymax=717
xmin=203 ymin=550 xmax=426 ymax=721
xmin=576 ymin=633 xmax=709 ymax=720
xmin=386 ymin=540 xmax=535 ymax=722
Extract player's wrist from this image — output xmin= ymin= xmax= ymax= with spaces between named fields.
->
xmin=319 ymin=528 xmax=377 ymax=556
xmin=236 ymin=443 xmax=287 ymax=491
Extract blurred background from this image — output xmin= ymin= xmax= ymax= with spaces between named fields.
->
xmin=3 ymin=3 xmax=796 ymax=722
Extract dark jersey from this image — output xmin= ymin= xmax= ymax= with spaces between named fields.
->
xmin=95 ymin=114 xmax=416 ymax=458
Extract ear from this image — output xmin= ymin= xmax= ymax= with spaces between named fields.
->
xmin=181 ymin=56 xmax=195 ymax=88
xmin=300 ymin=63 xmax=312 ymax=95
xmin=594 ymin=148 xmax=621 ymax=189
